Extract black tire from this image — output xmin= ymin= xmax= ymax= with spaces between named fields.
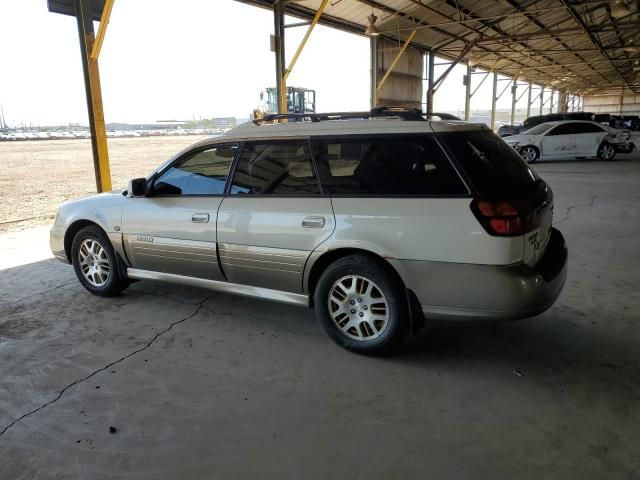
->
xmin=71 ymin=225 xmax=128 ymax=297
xmin=314 ymin=255 xmax=408 ymax=355
xmin=520 ymin=146 xmax=539 ymax=164
xmin=597 ymin=142 xmax=616 ymax=161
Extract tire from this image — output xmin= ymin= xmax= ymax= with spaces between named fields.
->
xmin=314 ymin=255 xmax=408 ymax=355
xmin=71 ymin=225 xmax=128 ymax=296
xmin=520 ymin=146 xmax=539 ymax=164
xmin=597 ymin=143 xmax=616 ymax=161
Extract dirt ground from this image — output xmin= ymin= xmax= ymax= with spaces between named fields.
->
xmin=0 ymin=136 xmax=208 ymax=232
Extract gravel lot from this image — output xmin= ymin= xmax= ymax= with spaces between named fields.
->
xmin=0 ymin=136 xmax=208 ymax=232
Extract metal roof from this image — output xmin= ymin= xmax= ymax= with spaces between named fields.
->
xmin=236 ymin=0 xmax=640 ymax=94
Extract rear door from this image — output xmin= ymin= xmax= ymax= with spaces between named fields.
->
xmin=572 ymin=122 xmax=607 ymax=156
xmin=216 ymin=140 xmax=334 ymax=293
xmin=121 ymin=144 xmax=238 ymax=280
xmin=541 ymin=123 xmax=578 ymax=158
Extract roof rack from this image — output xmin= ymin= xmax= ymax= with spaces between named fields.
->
xmin=251 ymin=106 xmax=426 ymax=125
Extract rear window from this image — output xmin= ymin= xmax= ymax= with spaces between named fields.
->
xmin=438 ymin=130 xmax=539 ymax=198
xmin=311 ymin=135 xmax=468 ymax=196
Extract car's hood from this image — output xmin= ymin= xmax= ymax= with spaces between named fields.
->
xmin=56 ymin=190 xmax=128 ymax=229
xmin=60 ymin=190 xmax=126 ymax=209
xmin=504 ymin=134 xmax=535 ymax=144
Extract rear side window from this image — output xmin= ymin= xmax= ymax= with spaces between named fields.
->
xmin=229 ymin=141 xmax=320 ymax=195
xmin=311 ymin=135 xmax=467 ymax=196
xmin=574 ymin=123 xmax=604 ymax=134
xmin=438 ymin=130 xmax=539 ymax=199
xmin=547 ymin=123 xmax=581 ymax=136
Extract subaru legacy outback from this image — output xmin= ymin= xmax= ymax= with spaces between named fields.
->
xmin=51 ymin=109 xmax=568 ymax=354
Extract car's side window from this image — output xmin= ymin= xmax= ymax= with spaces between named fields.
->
xmin=229 ymin=140 xmax=320 ymax=196
xmin=547 ymin=123 xmax=578 ymax=136
xmin=153 ymin=144 xmax=238 ymax=195
xmin=576 ymin=123 xmax=604 ymax=134
xmin=311 ymin=135 xmax=468 ymax=196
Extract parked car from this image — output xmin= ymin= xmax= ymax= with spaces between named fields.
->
xmin=51 ymin=110 xmax=568 ymax=354
xmin=497 ymin=112 xmax=595 ymax=137
xmin=503 ymin=120 xmax=629 ymax=163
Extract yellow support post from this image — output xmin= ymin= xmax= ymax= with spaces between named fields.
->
xmin=376 ymin=30 xmax=417 ymax=96
xmin=280 ymin=0 xmax=329 ymax=113
xmin=90 ymin=0 xmax=114 ymax=60
xmin=76 ymin=0 xmax=112 ymax=192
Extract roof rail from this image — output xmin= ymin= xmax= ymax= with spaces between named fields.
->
xmin=251 ymin=106 xmax=427 ymax=125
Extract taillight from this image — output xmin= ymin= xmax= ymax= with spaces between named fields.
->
xmin=471 ymin=200 xmax=539 ymax=236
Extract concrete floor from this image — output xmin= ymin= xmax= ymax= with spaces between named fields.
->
xmin=1 ymin=150 xmax=640 ymax=479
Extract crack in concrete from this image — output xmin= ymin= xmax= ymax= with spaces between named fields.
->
xmin=553 ymin=194 xmax=597 ymax=226
xmin=8 ymin=281 xmax=76 ymax=305
xmin=0 ymin=293 xmax=217 ymax=436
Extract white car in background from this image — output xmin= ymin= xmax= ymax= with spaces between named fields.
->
xmin=504 ymin=120 xmax=627 ymax=163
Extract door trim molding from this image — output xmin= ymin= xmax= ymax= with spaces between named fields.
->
xmin=127 ymin=268 xmax=310 ymax=307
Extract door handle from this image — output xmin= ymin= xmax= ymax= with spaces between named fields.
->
xmin=302 ymin=216 xmax=325 ymax=228
xmin=192 ymin=213 xmax=210 ymax=223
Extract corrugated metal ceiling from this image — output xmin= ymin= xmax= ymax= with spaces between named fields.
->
xmin=236 ymin=0 xmax=640 ymax=94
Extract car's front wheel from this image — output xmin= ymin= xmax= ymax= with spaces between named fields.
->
xmin=597 ymin=143 xmax=616 ymax=161
xmin=71 ymin=225 xmax=128 ymax=296
xmin=314 ymin=255 xmax=408 ymax=355
xmin=520 ymin=146 xmax=539 ymax=164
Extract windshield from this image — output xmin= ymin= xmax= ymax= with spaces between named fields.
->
xmin=523 ymin=123 xmax=555 ymax=135
xmin=438 ymin=130 xmax=540 ymax=198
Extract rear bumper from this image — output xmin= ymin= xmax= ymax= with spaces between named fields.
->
xmin=50 ymin=225 xmax=69 ymax=264
xmin=405 ymin=228 xmax=567 ymax=321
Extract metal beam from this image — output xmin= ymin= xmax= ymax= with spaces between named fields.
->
xmin=431 ymin=42 xmax=474 ymax=93
xmin=426 ymin=50 xmax=434 ymax=114
xmin=539 ymin=87 xmax=545 ymax=115
xmin=370 ymin=36 xmax=378 ymax=108
xmin=558 ymin=0 xmax=634 ymax=92
xmin=527 ymin=82 xmax=532 ymax=118
xmin=90 ymin=0 xmax=113 ymax=60
xmin=464 ymin=62 xmax=471 ymax=121
xmin=75 ymin=0 xmax=111 ymax=193
xmin=280 ymin=0 xmax=328 ymax=113
xmin=490 ymin=72 xmax=497 ymax=131
xmin=510 ymin=79 xmax=517 ymax=125
xmin=273 ymin=1 xmax=285 ymax=114
xmin=376 ymin=30 xmax=417 ymax=97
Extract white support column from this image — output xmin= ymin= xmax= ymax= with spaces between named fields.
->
xmin=490 ymin=72 xmax=498 ymax=130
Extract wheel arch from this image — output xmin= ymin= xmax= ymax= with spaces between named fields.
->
xmin=522 ymin=144 xmax=540 ymax=155
xmin=64 ymin=219 xmax=103 ymax=263
xmin=305 ymin=248 xmax=405 ymax=295
xmin=305 ymin=247 xmax=425 ymax=334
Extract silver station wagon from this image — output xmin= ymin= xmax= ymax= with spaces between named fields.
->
xmin=51 ymin=109 xmax=568 ymax=354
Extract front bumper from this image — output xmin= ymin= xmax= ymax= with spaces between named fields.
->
xmin=407 ymin=228 xmax=568 ymax=321
xmin=613 ymin=141 xmax=635 ymax=153
xmin=50 ymin=225 xmax=69 ymax=264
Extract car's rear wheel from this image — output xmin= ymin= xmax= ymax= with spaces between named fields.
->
xmin=597 ymin=143 xmax=616 ymax=161
xmin=71 ymin=225 xmax=128 ymax=296
xmin=314 ymin=255 xmax=408 ymax=355
xmin=520 ymin=146 xmax=539 ymax=164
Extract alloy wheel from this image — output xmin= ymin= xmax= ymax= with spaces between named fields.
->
xmin=521 ymin=147 xmax=538 ymax=163
xmin=78 ymin=238 xmax=111 ymax=287
xmin=600 ymin=144 xmax=614 ymax=160
xmin=328 ymin=275 xmax=389 ymax=341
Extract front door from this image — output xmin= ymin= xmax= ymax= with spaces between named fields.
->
xmin=122 ymin=143 xmax=238 ymax=281
xmin=541 ymin=123 xmax=578 ymax=158
xmin=217 ymin=140 xmax=334 ymax=293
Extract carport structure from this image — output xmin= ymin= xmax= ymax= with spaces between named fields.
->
xmin=49 ymin=0 xmax=640 ymax=192
xmin=240 ymin=0 xmax=639 ymax=115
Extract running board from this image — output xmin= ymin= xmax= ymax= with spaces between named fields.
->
xmin=127 ymin=268 xmax=310 ymax=307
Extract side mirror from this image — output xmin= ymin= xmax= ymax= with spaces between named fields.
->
xmin=128 ymin=178 xmax=148 ymax=197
